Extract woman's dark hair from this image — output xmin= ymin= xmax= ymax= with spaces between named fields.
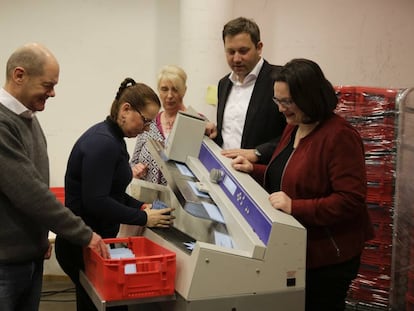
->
xmin=109 ymin=78 xmax=161 ymax=121
xmin=273 ymin=59 xmax=338 ymax=123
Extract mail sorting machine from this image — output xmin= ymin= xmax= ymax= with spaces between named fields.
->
xmin=128 ymin=111 xmax=306 ymax=311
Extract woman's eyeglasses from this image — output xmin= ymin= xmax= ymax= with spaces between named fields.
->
xmin=136 ymin=109 xmax=153 ymax=126
xmin=272 ymin=97 xmax=294 ymax=107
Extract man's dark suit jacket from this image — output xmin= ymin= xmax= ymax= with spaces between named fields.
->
xmin=214 ymin=59 xmax=286 ymax=163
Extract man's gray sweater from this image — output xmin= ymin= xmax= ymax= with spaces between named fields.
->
xmin=0 ymin=103 xmax=92 ymax=263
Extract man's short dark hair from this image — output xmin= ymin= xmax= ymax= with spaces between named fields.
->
xmin=222 ymin=17 xmax=261 ymax=46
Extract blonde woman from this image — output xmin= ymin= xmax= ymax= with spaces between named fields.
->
xmin=131 ymin=65 xmax=189 ymax=184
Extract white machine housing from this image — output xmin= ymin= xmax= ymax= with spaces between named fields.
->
xmin=128 ymin=111 xmax=307 ymax=310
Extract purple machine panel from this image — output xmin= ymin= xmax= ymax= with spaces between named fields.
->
xmin=199 ymin=142 xmax=272 ymax=244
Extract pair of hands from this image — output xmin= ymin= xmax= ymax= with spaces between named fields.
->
xmin=141 ymin=203 xmax=176 ymax=228
xmin=86 ymin=204 xmax=175 ymax=259
xmin=87 ymin=206 xmax=176 ymax=260
xmin=204 ymin=121 xmax=217 ymax=139
xmin=224 ymin=149 xmax=292 ymax=215
xmin=221 ymin=148 xmax=258 ymax=175
xmin=132 ymin=163 xmax=148 ymax=179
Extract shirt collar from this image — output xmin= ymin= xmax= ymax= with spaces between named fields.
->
xmin=229 ymin=57 xmax=264 ymax=85
xmin=0 ymin=87 xmax=35 ymax=119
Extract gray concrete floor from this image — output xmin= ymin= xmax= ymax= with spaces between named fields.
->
xmin=40 ymin=276 xmax=162 ymax=311
xmin=40 ymin=276 xmax=75 ymax=311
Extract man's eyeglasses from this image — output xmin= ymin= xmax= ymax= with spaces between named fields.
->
xmin=272 ymin=97 xmax=294 ymax=107
xmin=136 ymin=109 xmax=153 ymax=126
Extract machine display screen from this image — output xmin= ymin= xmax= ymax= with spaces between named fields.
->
xmin=223 ymin=175 xmax=237 ymax=195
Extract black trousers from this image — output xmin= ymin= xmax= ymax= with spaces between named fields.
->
xmin=54 ymin=236 xmax=127 ymax=311
xmin=305 ymin=255 xmax=361 ymax=311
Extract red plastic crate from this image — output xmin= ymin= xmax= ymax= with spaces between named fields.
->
xmin=363 ymin=139 xmax=395 ymax=154
xmin=335 ymin=86 xmax=356 ymax=100
xmin=348 ymin=279 xmax=390 ymax=306
xmin=358 ymin=273 xmax=391 ymax=291
xmin=335 ymin=86 xmax=400 ymax=117
xmin=347 ymin=114 xmax=396 ymax=141
xmin=362 ymin=241 xmax=392 ymax=265
xmin=50 ymin=187 xmax=65 ymax=204
xmin=371 ymin=222 xmax=393 ymax=243
xmin=407 ymin=293 xmax=414 ymax=311
xmin=366 ymin=182 xmax=394 ymax=204
xmin=335 ymin=86 xmax=357 ymax=117
xmin=359 ymin=262 xmax=391 ymax=276
xmin=407 ymin=271 xmax=414 ymax=293
xmin=355 ymin=87 xmax=398 ymax=115
xmin=84 ymin=237 xmax=176 ymax=301
xmin=367 ymin=204 xmax=393 ymax=223
xmin=365 ymin=155 xmax=395 ymax=184
xmin=411 ymin=245 xmax=414 ymax=265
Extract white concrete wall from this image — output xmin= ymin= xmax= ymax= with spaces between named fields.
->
xmin=1 ymin=0 xmax=413 ymax=275
xmin=1 ymin=0 xmax=413 ymax=187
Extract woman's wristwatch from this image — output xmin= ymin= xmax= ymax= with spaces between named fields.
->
xmin=254 ymin=148 xmax=262 ymax=159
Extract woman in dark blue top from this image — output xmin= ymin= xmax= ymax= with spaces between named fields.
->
xmin=55 ymin=78 xmax=174 ymax=311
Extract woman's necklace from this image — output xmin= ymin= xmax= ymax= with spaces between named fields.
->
xmin=163 ymin=113 xmax=177 ymax=131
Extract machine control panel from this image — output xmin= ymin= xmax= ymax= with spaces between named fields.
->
xmin=199 ymin=142 xmax=272 ymax=244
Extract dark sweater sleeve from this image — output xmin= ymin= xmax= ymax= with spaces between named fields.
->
xmin=255 ymin=137 xmax=280 ymax=164
xmin=77 ymin=134 xmax=147 ymax=226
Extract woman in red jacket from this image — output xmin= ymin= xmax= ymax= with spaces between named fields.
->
xmin=232 ymin=58 xmax=374 ymax=311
